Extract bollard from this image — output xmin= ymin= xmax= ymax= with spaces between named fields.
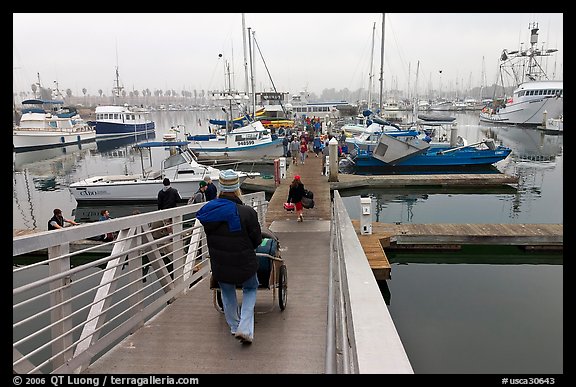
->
xmin=274 ymin=159 xmax=280 ymax=186
xmin=450 ymin=123 xmax=458 ymax=147
xmin=328 ymin=137 xmax=339 ymax=182
xmin=279 ymin=157 xmax=286 ymax=179
xmin=360 ymin=197 xmax=372 ymax=235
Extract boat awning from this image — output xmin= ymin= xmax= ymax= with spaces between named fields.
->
xmin=22 ymin=99 xmax=64 ymax=105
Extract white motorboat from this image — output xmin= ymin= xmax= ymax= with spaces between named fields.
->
xmin=69 ymin=142 xmax=259 ymax=202
xmin=13 ymin=99 xmax=95 ymax=152
xmin=479 ymin=22 xmax=563 ymax=126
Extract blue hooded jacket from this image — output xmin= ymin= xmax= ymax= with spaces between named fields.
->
xmin=196 ymin=198 xmax=241 ymax=232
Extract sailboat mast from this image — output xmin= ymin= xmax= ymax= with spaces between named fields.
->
xmin=379 ymin=13 xmax=385 ymax=111
xmin=368 ymin=21 xmax=375 ymax=111
xmin=248 ymin=28 xmax=256 ymax=119
xmin=242 ymin=13 xmax=250 ymax=112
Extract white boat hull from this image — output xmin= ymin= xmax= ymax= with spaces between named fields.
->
xmin=13 ymin=130 xmax=96 ymax=151
xmin=188 ymin=139 xmax=284 ymax=158
xmin=69 ymin=172 xmax=258 ymax=202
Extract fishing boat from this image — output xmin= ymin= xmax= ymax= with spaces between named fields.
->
xmin=13 ymin=99 xmax=96 ymax=152
xmin=89 ymin=67 xmax=155 ymax=138
xmin=69 ymin=142 xmax=259 ymax=202
xmin=339 ymin=122 xmax=512 ymax=173
xmin=479 ymin=22 xmax=563 ymax=126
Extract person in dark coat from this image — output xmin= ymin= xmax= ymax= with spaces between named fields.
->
xmin=196 ymin=169 xmax=262 ymax=344
xmin=157 ymin=178 xmax=181 ymax=210
xmin=287 ymin=175 xmax=306 ymax=222
xmin=48 ymin=208 xmax=79 ymax=230
xmin=203 ymin=175 xmax=218 ymax=201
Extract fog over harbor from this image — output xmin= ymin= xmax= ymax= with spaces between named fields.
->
xmin=13 ymin=13 xmax=563 ymax=100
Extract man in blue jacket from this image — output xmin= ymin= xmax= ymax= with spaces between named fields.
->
xmin=197 ymin=169 xmax=262 ymax=344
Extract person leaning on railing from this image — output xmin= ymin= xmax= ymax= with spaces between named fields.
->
xmin=48 ymin=208 xmax=79 ymax=230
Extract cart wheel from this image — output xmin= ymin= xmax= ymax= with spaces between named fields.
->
xmin=278 ymin=264 xmax=288 ymax=310
xmin=214 ymin=289 xmax=224 ymax=313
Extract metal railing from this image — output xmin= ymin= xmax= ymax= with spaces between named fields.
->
xmin=13 ymin=192 xmax=267 ymax=374
xmin=326 ymin=191 xmax=413 ymax=374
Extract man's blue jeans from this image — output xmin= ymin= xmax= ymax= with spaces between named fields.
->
xmin=219 ymin=273 xmax=259 ymax=339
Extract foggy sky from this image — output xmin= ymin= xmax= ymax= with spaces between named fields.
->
xmin=13 ymin=13 xmax=563 ymax=98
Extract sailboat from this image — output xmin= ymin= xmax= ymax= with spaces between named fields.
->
xmin=479 ymin=22 xmax=563 ymax=126
xmin=339 ymin=14 xmax=512 ymax=173
xmin=89 ymin=66 xmax=156 ymax=138
xmin=186 ymin=18 xmax=283 ymax=158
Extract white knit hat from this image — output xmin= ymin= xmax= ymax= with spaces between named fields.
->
xmin=218 ymin=169 xmax=240 ymax=192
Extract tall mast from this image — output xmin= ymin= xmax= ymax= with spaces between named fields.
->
xmin=248 ymin=28 xmax=256 ymax=119
xmin=368 ymin=21 xmax=375 ymax=111
xmin=242 ymin=14 xmax=250 ymax=105
xmin=379 ymin=13 xmax=385 ymax=111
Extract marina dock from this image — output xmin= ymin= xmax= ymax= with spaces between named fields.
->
xmin=13 ymin=151 xmax=562 ymax=374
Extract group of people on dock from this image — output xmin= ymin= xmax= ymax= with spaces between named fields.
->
xmin=47 ymin=159 xmax=310 ymax=346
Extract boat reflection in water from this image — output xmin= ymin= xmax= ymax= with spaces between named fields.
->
xmin=340 ymin=186 xmax=518 ymax=224
xmin=72 ymin=203 xmax=158 ymax=223
xmin=95 ymin=132 xmax=156 ymax=154
xmin=13 ymin=141 xmax=97 ymax=173
xmin=480 ymin=124 xmax=563 ymax=163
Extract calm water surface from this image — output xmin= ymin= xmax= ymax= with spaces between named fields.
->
xmin=13 ymin=109 xmax=563 ymax=374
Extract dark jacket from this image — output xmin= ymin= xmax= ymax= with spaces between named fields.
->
xmin=157 ymin=186 xmax=181 ymax=210
xmin=287 ymin=182 xmax=305 ymax=204
xmin=205 ymin=182 xmax=218 ymax=201
xmin=197 ymin=196 xmax=262 ymax=284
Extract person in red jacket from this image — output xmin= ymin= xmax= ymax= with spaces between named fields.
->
xmin=287 ymin=175 xmax=306 ymax=222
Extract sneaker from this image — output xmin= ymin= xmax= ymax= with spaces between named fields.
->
xmin=234 ymin=332 xmax=253 ymax=344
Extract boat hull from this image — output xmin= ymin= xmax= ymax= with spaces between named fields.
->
xmin=188 ymin=138 xmax=284 ymax=158
xmin=94 ymin=121 xmax=156 ymax=138
xmin=479 ymin=93 xmax=563 ymax=126
xmin=70 ymin=173 xmax=256 ymax=202
xmin=349 ymin=145 xmax=511 ymax=169
xmin=13 ymin=130 xmax=96 ymax=152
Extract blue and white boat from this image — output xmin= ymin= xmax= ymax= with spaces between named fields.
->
xmin=89 ymin=67 xmax=155 ymax=138
xmin=339 ymin=127 xmax=512 ymax=172
xmin=13 ymin=99 xmax=95 ymax=152
xmin=91 ymin=105 xmax=155 ymax=138
xmin=187 ymin=120 xmax=284 ymax=158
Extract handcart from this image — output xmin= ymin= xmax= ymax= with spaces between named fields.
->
xmin=210 ymin=227 xmax=287 ymax=313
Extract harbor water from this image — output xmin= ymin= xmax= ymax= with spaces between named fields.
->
xmin=13 ymin=109 xmax=563 ymax=373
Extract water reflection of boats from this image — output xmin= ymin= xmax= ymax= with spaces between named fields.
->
xmin=341 ymin=186 xmax=518 ymax=223
xmin=13 ymin=142 xmax=97 ymax=172
xmin=480 ymin=125 xmax=563 ymax=162
xmin=95 ymin=132 xmax=156 ymax=154
xmin=72 ymin=203 xmax=158 ymax=223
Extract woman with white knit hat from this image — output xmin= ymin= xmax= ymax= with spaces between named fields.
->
xmin=196 ymin=169 xmax=262 ymax=344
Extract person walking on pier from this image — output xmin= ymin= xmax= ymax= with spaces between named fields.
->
xmin=289 ymin=136 xmax=299 ymax=165
xmin=287 ymin=175 xmax=306 ymax=222
xmin=196 ymin=169 xmax=262 ymax=344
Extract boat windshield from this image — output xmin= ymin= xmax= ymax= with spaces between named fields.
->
xmin=163 ymin=153 xmax=188 ymax=169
